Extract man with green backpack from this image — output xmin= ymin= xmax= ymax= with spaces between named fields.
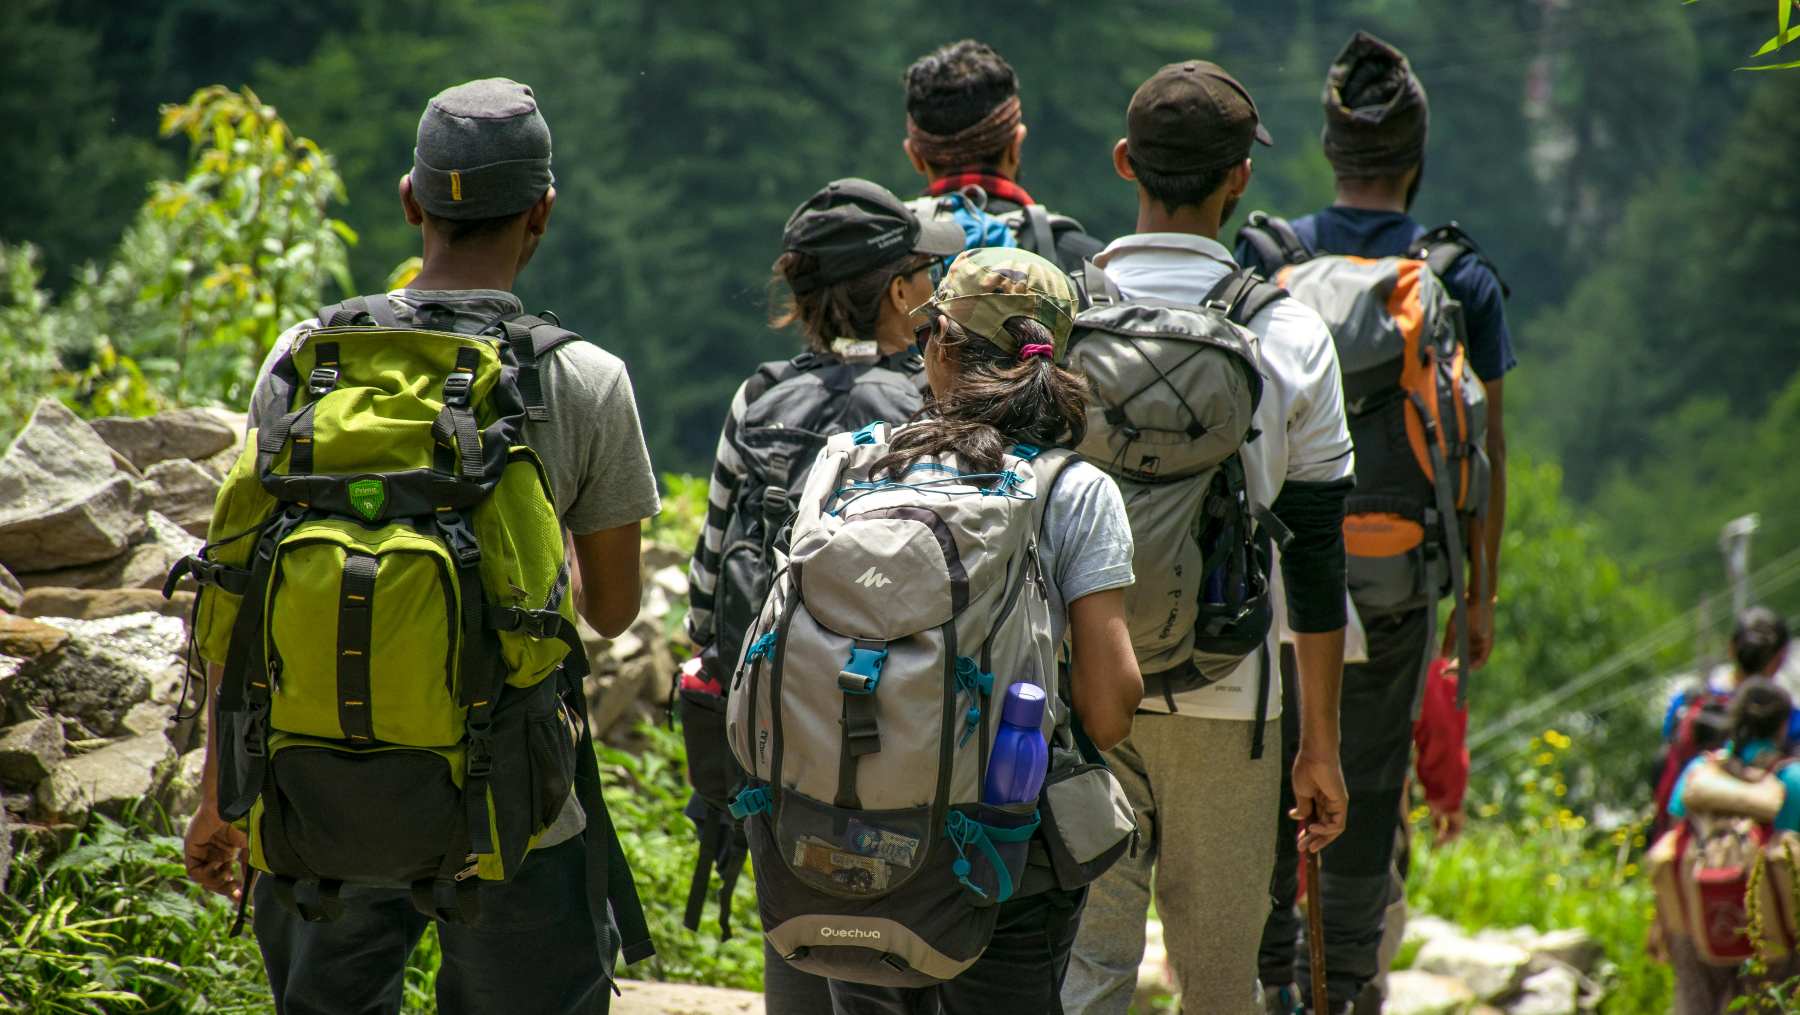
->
xmin=175 ymin=78 xmax=659 ymax=1014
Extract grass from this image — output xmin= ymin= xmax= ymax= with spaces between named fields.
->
xmin=1406 ymin=729 xmax=1671 ymax=1013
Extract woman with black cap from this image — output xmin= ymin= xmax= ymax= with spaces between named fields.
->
xmin=680 ymin=177 xmax=966 ymax=1014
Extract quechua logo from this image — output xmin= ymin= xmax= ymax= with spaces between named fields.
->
xmin=348 ymin=477 xmax=386 ymax=522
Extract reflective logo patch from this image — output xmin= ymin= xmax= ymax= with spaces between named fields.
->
xmin=348 ymin=477 xmax=386 ymax=522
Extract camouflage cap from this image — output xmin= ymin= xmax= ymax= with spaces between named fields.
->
xmin=921 ymin=247 xmax=1078 ymax=353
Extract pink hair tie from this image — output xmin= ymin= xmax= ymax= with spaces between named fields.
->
xmin=1018 ymin=343 xmax=1055 ymax=360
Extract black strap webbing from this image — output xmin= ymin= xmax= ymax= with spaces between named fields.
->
xmin=683 ymin=809 xmax=727 ymax=933
xmin=1410 ymin=391 xmax=1471 ymax=706
xmin=502 ymin=320 xmax=550 ymax=422
xmin=361 ymin=294 xmax=402 ymax=328
xmin=1250 ymin=644 xmax=1272 ymax=760
xmin=1023 ymin=203 xmax=1055 ymax=257
xmin=337 ymin=553 xmax=378 ymax=742
xmin=566 ymin=666 xmax=655 ymax=970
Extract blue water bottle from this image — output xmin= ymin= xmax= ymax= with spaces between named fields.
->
xmin=982 ymin=683 xmax=1049 ymax=805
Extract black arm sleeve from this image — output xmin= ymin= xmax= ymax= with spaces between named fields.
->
xmin=1270 ymin=477 xmax=1353 ymax=634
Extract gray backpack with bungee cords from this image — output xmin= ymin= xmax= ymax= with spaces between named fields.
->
xmin=1066 ymin=263 xmax=1290 ymax=754
xmin=725 ymin=422 xmax=1136 ymax=986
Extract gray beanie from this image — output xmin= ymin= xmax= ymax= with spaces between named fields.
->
xmin=1321 ymin=32 xmax=1429 ymax=178
xmin=411 ymin=78 xmax=554 ymax=220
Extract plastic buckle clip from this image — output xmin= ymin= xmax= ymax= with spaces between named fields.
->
xmin=837 ymin=646 xmax=886 ymax=695
xmin=513 ymin=608 xmax=559 ymax=639
xmin=466 ymin=732 xmax=495 ymax=779
xmin=437 ymin=512 xmax=482 ymax=567
xmin=442 ymin=371 xmax=474 ymax=408
xmin=307 ymin=366 xmax=339 ymax=397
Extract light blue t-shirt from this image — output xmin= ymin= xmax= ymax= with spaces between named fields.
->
xmin=1669 ymin=739 xmax=1800 ymax=833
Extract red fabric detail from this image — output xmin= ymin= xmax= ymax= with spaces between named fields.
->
xmin=1018 ymin=343 xmax=1055 ymax=360
xmin=1413 ymin=657 xmax=1469 ymax=812
xmin=1652 ymin=689 xmax=1735 ymax=840
xmin=924 ymin=171 xmax=1036 ymax=209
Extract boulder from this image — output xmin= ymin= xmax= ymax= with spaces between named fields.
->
xmin=89 ymin=408 xmax=237 ymax=473
xmin=1414 ymin=936 xmax=1531 ymax=1003
xmin=35 ymin=731 xmax=176 ymax=824
xmin=161 ymin=747 xmax=206 ymax=818
xmin=18 ymin=510 xmax=200 ymax=591
xmin=584 ymin=615 xmax=675 ymax=738
xmin=0 ymin=716 xmax=65 ymax=787
xmin=134 ymin=458 xmax=221 ymax=539
xmin=33 ymin=611 xmax=185 ymax=670
xmin=1504 ymin=965 xmax=1581 ymax=1015
xmin=18 ymin=587 xmax=194 ymax=621
xmin=120 ymin=700 xmax=175 ymax=740
xmin=0 ymin=399 xmax=144 ymax=572
xmin=7 ymin=635 xmax=159 ymax=736
xmin=0 ymin=615 xmax=69 ymax=659
xmin=1383 ymin=971 xmax=1477 ymax=1015
xmin=652 ymin=565 xmax=690 ymax=600
xmin=0 ymin=563 xmax=20 ymax=614
xmin=1521 ymin=929 xmax=1603 ymax=977
xmin=641 ymin=542 xmax=687 ymax=573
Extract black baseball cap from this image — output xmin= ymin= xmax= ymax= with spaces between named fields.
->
xmin=781 ymin=178 xmax=966 ymax=293
xmin=1127 ymin=61 xmax=1274 ymax=175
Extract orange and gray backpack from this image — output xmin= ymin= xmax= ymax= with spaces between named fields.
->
xmin=1237 ymin=213 xmax=1492 ymax=701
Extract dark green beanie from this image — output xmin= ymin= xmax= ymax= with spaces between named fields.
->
xmin=1321 ymin=32 xmax=1428 ymax=178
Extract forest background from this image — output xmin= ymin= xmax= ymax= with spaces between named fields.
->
xmin=4 ymin=0 xmax=1800 ymax=811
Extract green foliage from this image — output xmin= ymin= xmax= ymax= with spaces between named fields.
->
xmin=1465 ymin=455 xmax=1683 ymax=800
xmin=646 ymin=472 xmax=710 ymax=556
xmin=0 ymin=85 xmax=351 ymax=445
xmin=1410 ymin=738 xmax=1671 ymax=1013
xmin=600 ymin=722 xmax=765 ymax=990
xmin=0 ymin=811 xmax=270 ymax=1013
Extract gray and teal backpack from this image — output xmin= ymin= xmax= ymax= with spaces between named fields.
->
xmin=1066 ymin=264 xmax=1286 ymax=754
xmin=724 ymin=423 xmax=1136 ymax=986
xmin=1237 ymin=214 xmax=1493 ymax=699
xmin=681 ymin=347 xmax=927 ymax=940
xmin=907 ymin=190 xmax=1085 ymax=269
xmin=164 ymin=295 xmax=652 ymax=967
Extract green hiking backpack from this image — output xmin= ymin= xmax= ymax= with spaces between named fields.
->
xmin=164 ymin=295 xmax=652 ymax=965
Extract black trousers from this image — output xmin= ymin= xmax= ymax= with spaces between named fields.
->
xmin=253 ymin=837 xmax=609 ymax=1015
xmin=1259 ymin=609 xmax=1431 ymax=1009
xmin=826 ymin=886 xmax=1088 ymax=1014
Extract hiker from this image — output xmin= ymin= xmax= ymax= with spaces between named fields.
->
xmin=1653 ymin=607 xmax=1797 ymax=839
xmin=176 ymin=79 xmax=660 ymax=1015
xmin=1061 ymin=60 xmax=1353 ymax=1015
xmin=680 ymin=177 xmax=964 ymax=1012
xmin=725 ymin=246 xmax=1143 ymax=1014
xmin=901 ymin=39 xmax=1104 ymax=273
xmin=1651 ymin=678 xmax=1800 ymax=1013
xmin=1236 ymin=32 xmax=1515 ymax=1014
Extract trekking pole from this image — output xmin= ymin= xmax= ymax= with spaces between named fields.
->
xmin=1305 ymin=848 xmax=1328 ymax=1012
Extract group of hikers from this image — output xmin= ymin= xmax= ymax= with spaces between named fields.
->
xmin=145 ymin=20 xmax=1790 ymax=1015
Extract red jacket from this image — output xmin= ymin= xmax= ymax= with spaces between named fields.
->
xmin=1414 ymin=658 xmax=1469 ymax=812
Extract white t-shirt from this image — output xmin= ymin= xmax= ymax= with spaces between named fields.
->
xmin=1092 ymin=233 xmax=1359 ymax=721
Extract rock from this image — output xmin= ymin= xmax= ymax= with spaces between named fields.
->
xmin=0 ymin=717 xmax=66 ymax=787
xmin=8 ymin=635 xmax=159 ymax=737
xmin=18 ymin=586 xmax=194 ymax=621
xmin=89 ymin=408 xmax=237 ymax=473
xmin=0 ymin=563 xmax=20 ymax=614
xmin=120 ymin=700 xmax=175 ymax=739
xmin=33 ymin=611 xmax=185 ymax=669
xmin=641 ymin=542 xmax=687 ymax=573
xmin=0 ymin=615 xmax=69 ymax=659
xmin=36 ymin=731 xmax=176 ymax=824
xmin=1504 ymin=965 xmax=1580 ymax=1015
xmin=614 ymin=979 xmax=765 ymax=1014
xmin=1383 ymin=971 xmax=1476 ymax=1015
xmin=652 ymin=565 xmax=690 ymax=600
xmin=1522 ymin=929 xmax=1603 ymax=977
xmin=1414 ymin=936 xmax=1531 ymax=1003
xmin=18 ymin=511 xmax=200 ymax=591
xmin=161 ymin=748 xmax=206 ymax=818
xmin=134 ymin=458 xmax=221 ymax=539
xmin=0 ymin=399 xmax=144 ymax=572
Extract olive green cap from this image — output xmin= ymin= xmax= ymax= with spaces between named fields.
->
xmin=920 ymin=247 xmax=1078 ymax=353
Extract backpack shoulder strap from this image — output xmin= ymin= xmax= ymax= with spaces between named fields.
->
xmin=1237 ymin=212 xmax=1311 ymax=269
xmin=316 ymin=294 xmax=401 ymax=329
xmin=1202 ymin=267 xmax=1288 ymax=328
xmin=743 ymin=352 xmax=828 ymax=407
xmin=494 ymin=311 xmax=585 ymax=422
xmin=1417 ymin=222 xmax=1512 ymax=299
xmin=1074 ymin=259 xmax=1123 ymax=310
xmin=1022 ymin=204 xmax=1055 ymax=257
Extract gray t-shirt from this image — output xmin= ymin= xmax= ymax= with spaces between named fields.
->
xmin=1038 ymin=458 xmax=1136 ymax=643
xmin=247 ymin=289 xmax=661 ymax=849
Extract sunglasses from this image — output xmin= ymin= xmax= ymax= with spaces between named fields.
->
xmin=913 ymin=318 xmax=937 ymax=350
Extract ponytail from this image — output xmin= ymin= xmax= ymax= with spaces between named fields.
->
xmin=872 ymin=310 xmax=1088 ymax=478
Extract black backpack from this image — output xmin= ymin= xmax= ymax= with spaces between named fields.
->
xmin=681 ymin=348 xmax=928 ymax=939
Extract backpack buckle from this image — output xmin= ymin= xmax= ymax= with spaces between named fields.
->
xmin=466 ymin=732 xmax=494 ymax=778
xmin=442 ymin=371 xmax=474 ymax=408
xmin=307 ymin=366 xmax=339 ymax=397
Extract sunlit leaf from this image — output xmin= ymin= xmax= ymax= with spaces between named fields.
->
xmin=1752 ymin=24 xmax=1800 ymax=55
